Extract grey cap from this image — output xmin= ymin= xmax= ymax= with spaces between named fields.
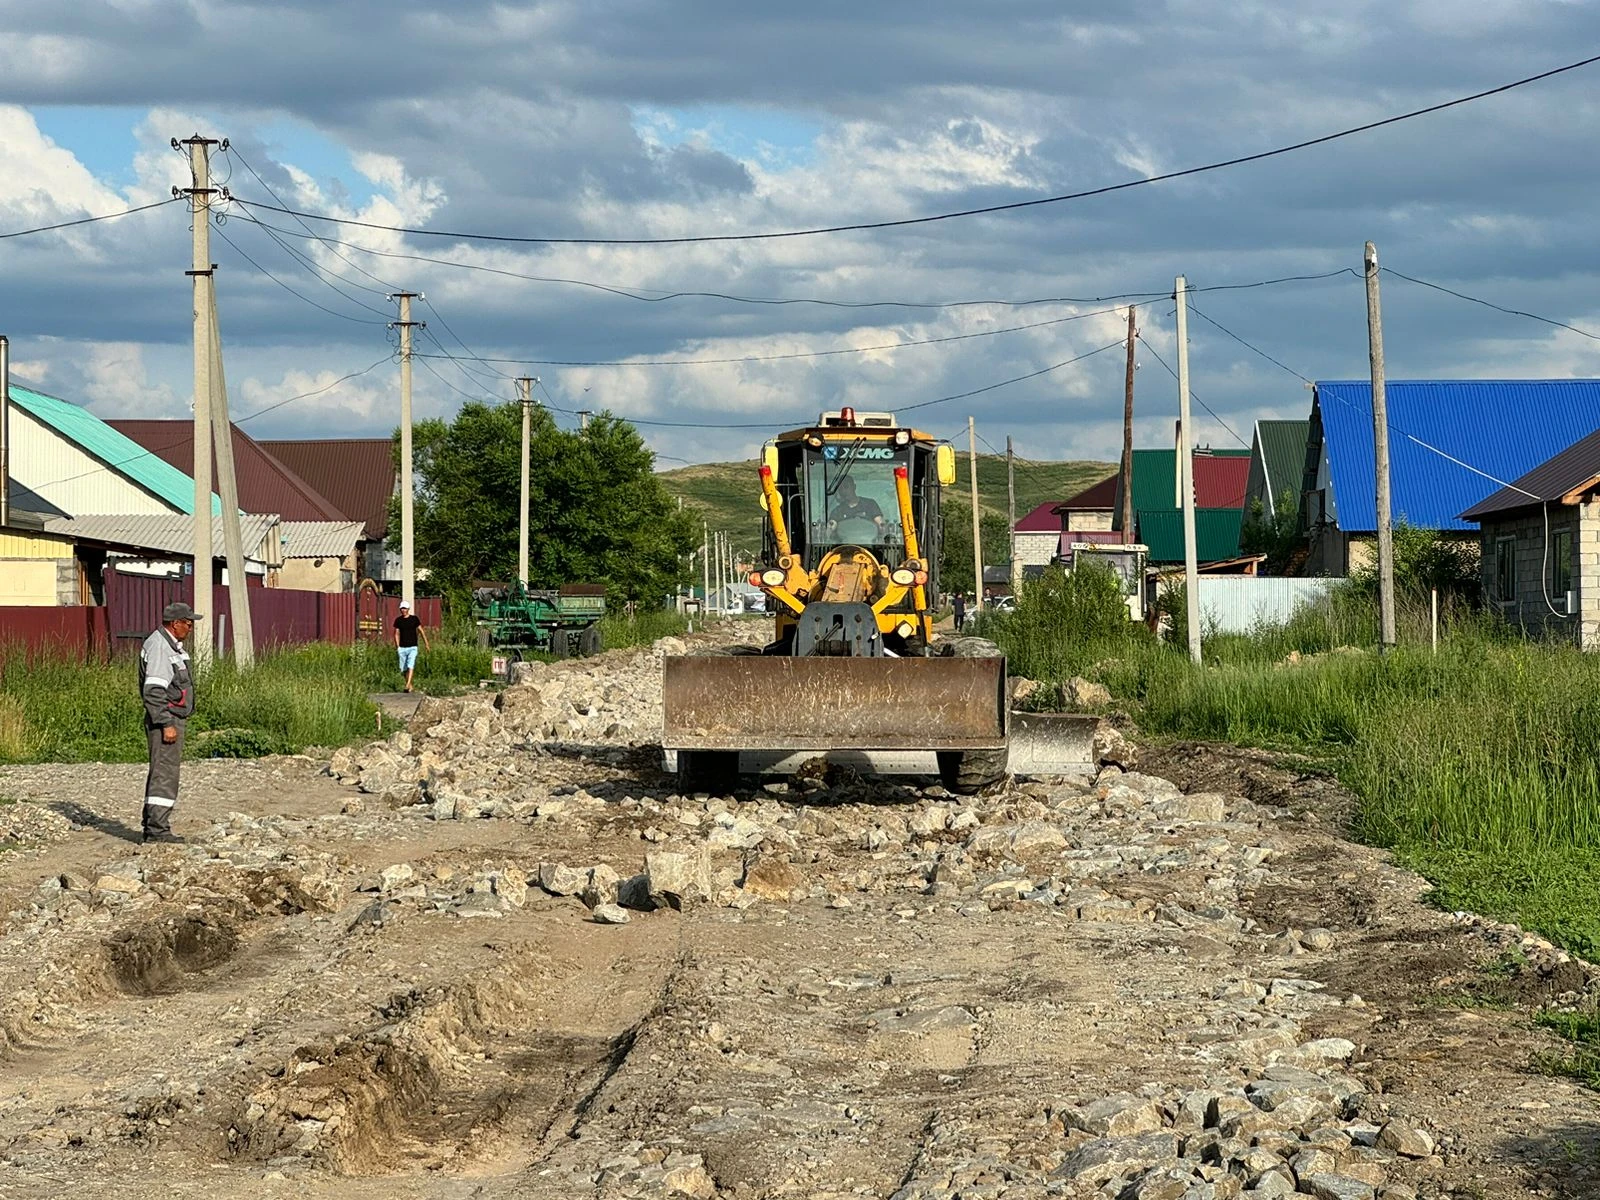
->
xmin=162 ymin=601 xmax=203 ymax=622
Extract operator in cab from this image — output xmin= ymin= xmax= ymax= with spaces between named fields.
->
xmin=831 ymin=476 xmax=885 ymax=531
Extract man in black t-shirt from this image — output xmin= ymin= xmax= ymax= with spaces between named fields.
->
xmin=392 ymin=601 xmax=430 ymax=693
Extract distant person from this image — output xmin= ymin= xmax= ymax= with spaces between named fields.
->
xmin=139 ymin=602 xmax=200 ymax=845
xmin=953 ymin=591 xmax=967 ymax=632
xmin=831 ymin=476 xmax=885 ymax=530
xmin=393 ymin=601 xmax=430 ymax=693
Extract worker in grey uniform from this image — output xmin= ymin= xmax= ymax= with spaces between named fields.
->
xmin=139 ymin=601 xmax=201 ymax=844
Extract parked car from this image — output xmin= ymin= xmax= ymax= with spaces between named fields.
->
xmin=990 ymin=595 xmax=1017 ymax=613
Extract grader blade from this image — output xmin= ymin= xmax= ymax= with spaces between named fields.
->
xmin=662 ymin=655 xmax=1007 ymax=752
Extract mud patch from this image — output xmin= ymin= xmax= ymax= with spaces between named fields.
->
xmin=104 ymin=916 xmax=240 ymax=996
xmin=1137 ymin=740 xmax=1356 ymax=829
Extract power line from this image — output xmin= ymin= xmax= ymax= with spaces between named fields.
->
xmin=1135 ymin=334 xmax=1250 ymax=448
xmin=234 ymin=354 xmax=396 ymax=423
xmin=1380 ymin=267 xmax=1600 ymax=343
xmin=226 ymin=53 xmax=1600 ymax=246
xmin=414 ymin=305 xmax=1127 ymax=369
xmin=1186 ymin=303 xmax=1313 ymax=383
xmin=221 ymin=208 xmax=396 ymax=318
xmin=0 ymin=196 xmax=183 ymax=241
xmin=211 ymin=221 xmax=389 ymax=326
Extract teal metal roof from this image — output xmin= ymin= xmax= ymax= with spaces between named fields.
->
xmin=8 ymin=384 xmax=219 ymax=515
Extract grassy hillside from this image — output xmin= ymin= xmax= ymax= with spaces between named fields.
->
xmin=659 ymin=454 xmax=1117 ymax=551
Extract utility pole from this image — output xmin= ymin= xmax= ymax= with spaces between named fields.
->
xmin=702 ymin=519 xmax=710 ymax=617
xmin=1365 ymin=241 xmax=1397 ymax=651
xmin=1120 ymin=306 xmax=1136 ymax=537
xmin=208 ymin=301 xmax=255 ymax=665
xmin=389 ymin=292 xmax=424 ymax=607
xmin=1174 ymin=276 xmax=1202 ymax=666
xmin=968 ymin=415 xmax=983 ymax=613
xmin=516 ymin=376 xmax=535 ymax=587
xmin=182 ymin=134 xmax=218 ymax=666
xmin=577 ymin=409 xmax=592 ymax=431
xmin=0 ymin=334 xmax=9 ymax=530
xmin=1006 ymin=435 xmax=1020 ymax=596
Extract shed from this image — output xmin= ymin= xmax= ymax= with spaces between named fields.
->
xmin=1459 ymin=425 xmax=1600 ymax=648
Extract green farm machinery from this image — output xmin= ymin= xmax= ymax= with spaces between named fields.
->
xmin=472 ymin=582 xmax=606 ymax=660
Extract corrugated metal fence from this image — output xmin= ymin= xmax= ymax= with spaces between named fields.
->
xmin=2 ymin=570 xmax=441 ymax=662
xmin=1196 ymin=576 xmax=1342 ymax=634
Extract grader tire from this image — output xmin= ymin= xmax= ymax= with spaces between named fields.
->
xmin=677 ymin=749 xmax=740 ymax=794
xmin=936 ymin=747 xmax=1008 ymax=795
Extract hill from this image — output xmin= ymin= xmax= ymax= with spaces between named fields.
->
xmin=658 ymin=454 xmax=1117 ymax=552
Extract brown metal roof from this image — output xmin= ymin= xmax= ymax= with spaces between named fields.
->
xmin=1459 ymin=425 xmax=1600 ymax=520
xmin=257 ymin=438 xmax=395 ymax=539
xmin=107 ymin=420 xmax=346 ymax=523
xmin=1053 ymin=474 xmax=1118 ymax=513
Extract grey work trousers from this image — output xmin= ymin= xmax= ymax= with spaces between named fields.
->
xmin=143 ymin=720 xmax=185 ymax=835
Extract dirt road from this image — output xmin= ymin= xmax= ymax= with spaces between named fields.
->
xmin=0 ymin=639 xmax=1595 ymax=1199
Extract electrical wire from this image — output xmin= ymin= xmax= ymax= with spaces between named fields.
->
xmin=234 ymin=353 xmax=397 ymax=423
xmin=414 ymin=306 xmax=1125 ymax=369
xmin=225 ymin=52 xmax=1600 ymax=246
xmin=1185 ymin=303 xmax=1313 ymax=383
xmin=1133 ymin=335 xmax=1250 ymax=449
xmin=1380 ymin=267 xmax=1600 ymax=343
xmin=0 ymin=196 xmax=183 ymax=241
xmin=211 ymin=221 xmax=389 ymax=326
xmin=221 ymin=208 xmax=397 ymax=318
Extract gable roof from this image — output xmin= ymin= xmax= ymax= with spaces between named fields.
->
xmin=1014 ymin=501 xmax=1064 ymax=532
xmin=258 ymin=438 xmax=395 ymax=539
xmin=1135 ymin=508 xmax=1246 ymax=564
xmin=1461 ymin=425 xmax=1600 ymax=520
xmin=1119 ymin=448 xmax=1251 ymax=518
xmin=107 ymin=419 xmax=346 ymax=523
xmin=1055 ymin=474 xmax=1118 ymax=513
xmin=280 ymin=520 xmax=365 ymax=558
xmin=1315 ymin=380 xmax=1600 ymax=532
xmin=1252 ymin=419 xmax=1310 ymax=510
xmin=45 ymin=513 xmax=281 ymax=564
xmin=8 ymin=384 xmax=218 ymax=515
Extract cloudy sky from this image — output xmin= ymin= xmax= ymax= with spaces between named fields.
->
xmin=1 ymin=0 xmax=1598 ymax=469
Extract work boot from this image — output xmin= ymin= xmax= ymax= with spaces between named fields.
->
xmin=142 ymin=831 xmax=185 ymax=845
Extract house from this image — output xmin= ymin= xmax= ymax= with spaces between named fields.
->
xmin=1243 ymin=419 xmax=1311 ymax=524
xmin=1112 ymin=446 xmax=1251 ymax=565
xmin=1055 ymin=475 xmax=1117 ymax=532
xmin=43 ymin=514 xmax=284 ymax=584
xmin=1300 ymin=380 xmax=1600 ymax=576
xmin=259 ymin=438 xmax=399 ymax=584
xmin=109 ymin=420 xmax=366 ymax=592
xmin=1012 ymin=502 xmax=1068 ymax=571
xmin=1460 ymin=425 xmax=1600 ymax=648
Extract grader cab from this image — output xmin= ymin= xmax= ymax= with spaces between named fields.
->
xmin=662 ymin=408 xmax=1010 ymax=793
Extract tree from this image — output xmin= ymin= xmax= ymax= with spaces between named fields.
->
xmin=939 ymin=500 xmax=1011 ymax=595
xmin=1239 ymin=489 xmax=1305 ymax=574
xmin=399 ymin=403 xmax=697 ymax=605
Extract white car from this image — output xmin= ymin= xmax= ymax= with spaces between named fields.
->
xmin=990 ymin=595 xmax=1017 ymax=613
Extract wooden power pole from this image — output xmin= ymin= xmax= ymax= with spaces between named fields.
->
xmin=1006 ymin=435 xmax=1019 ymax=596
xmin=1120 ymin=306 xmax=1136 ymax=537
xmin=1364 ymin=241 xmax=1397 ymax=651
xmin=968 ymin=415 xmax=983 ymax=613
xmin=1174 ymin=276 xmax=1202 ymax=666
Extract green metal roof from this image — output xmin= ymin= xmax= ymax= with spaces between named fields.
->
xmin=1134 ymin=508 xmax=1246 ymax=564
xmin=1254 ymin=420 xmax=1310 ymax=514
xmin=8 ymin=384 xmax=219 ymax=514
xmin=1116 ymin=447 xmax=1251 ymax=519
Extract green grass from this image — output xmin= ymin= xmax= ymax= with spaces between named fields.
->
xmin=658 ymin=454 xmax=1116 ymax=548
xmin=1535 ymin=1009 xmax=1600 ymax=1088
xmin=981 ymin=576 xmax=1600 ymax=960
xmin=0 ymin=638 xmax=494 ymax=764
xmin=598 ymin=609 xmax=689 ymax=649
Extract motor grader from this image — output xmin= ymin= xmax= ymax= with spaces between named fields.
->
xmin=662 ymin=407 xmax=1009 ymax=794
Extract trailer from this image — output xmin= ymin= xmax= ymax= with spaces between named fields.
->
xmin=472 ymin=582 xmax=605 ymax=661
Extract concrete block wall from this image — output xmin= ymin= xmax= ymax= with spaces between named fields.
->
xmin=1480 ymin=508 xmax=1583 ymax=645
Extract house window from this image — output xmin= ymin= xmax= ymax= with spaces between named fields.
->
xmin=1553 ymin=528 xmax=1573 ymax=603
xmin=1494 ymin=536 xmax=1517 ymax=601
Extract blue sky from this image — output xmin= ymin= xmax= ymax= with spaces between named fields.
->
xmin=0 ymin=0 xmax=1597 ymax=468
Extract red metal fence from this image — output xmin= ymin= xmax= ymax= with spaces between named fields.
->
xmin=1 ymin=569 xmax=441 ymax=663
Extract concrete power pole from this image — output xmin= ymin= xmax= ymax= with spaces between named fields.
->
xmin=1006 ymin=435 xmax=1020 ymax=596
xmin=1364 ymin=241 xmax=1397 ymax=651
xmin=516 ymin=376 xmax=534 ymax=588
xmin=1120 ymin=306 xmax=1136 ymax=537
xmin=390 ymin=292 xmax=424 ymax=607
xmin=702 ymin=519 xmax=710 ymax=616
xmin=1174 ymin=276 xmax=1203 ymax=666
xmin=207 ymin=301 xmax=255 ymax=666
xmin=0 ymin=334 xmax=9 ymax=530
xmin=577 ymin=409 xmax=592 ymax=431
xmin=968 ymin=415 xmax=983 ymax=613
xmin=183 ymin=134 xmax=218 ymax=667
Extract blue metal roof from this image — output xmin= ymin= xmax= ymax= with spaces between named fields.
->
xmin=1315 ymin=380 xmax=1600 ymax=532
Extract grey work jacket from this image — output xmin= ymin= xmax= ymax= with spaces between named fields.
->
xmin=140 ymin=628 xmax=196 ymax=727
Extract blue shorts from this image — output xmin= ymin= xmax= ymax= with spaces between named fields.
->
xmin=397 ymin=645 xmax=418 ymax=671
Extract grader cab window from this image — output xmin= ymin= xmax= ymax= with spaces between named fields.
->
xmin=804 ymin=444 xmax=907 ymax=557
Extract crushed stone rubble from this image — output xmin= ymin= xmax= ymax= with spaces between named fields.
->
xmin=0 ymin=631 xmax=1592 ymax=1198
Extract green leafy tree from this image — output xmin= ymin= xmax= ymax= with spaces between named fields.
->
xmin=940 ymin=500 xmax=1012 ymax=595
xmin=1239 ymin=489 xmax=1305 ymax=574
xmin=1348 ymin=521 xmax=1480 ymax=605
xmin=397 ymin=403 xmax=697 ymax=606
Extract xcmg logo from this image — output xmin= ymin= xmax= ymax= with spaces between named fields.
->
xmin=822 ymin=445 xmax=896 ymax=460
